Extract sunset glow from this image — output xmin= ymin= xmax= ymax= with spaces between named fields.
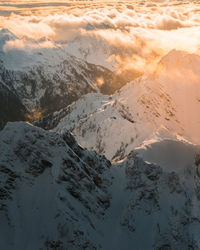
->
xmin=1 ymin=0 xmax=200 ymax=74
xmin=2 ymin=1 xmax=200 ymax=249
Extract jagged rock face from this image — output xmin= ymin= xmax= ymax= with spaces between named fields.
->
xmin=101 ymin=140 xmax=200 ymax=250
xmin=0 ymin=55 xmax=125 ymax=113
xmin=35 ymin=50 xmax=200 ymax=161
xmin=0 ymin=29 xmax=129 ymax=128
xmin=0 ymin=82 xmax=26 ymax=130
xmin=1 ymin=122 xmax=200 ymax=249
xmin=0 ymin=28 xmax=130 ymax=119
xmin=36 ymin=77 xmax=180 ymax=161
xmin=0 ymin=122 xmax=111 ymax=250
xmin=0 ymin=49 xmax=129 ymax=131
xmin=121 ymin=153 xmax=199 ymax=250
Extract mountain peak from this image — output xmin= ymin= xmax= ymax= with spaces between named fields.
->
xmin=159 ymin=49 xmax=200 ymax=71
xmin=0 ymin=28 xmax=18 ymax=50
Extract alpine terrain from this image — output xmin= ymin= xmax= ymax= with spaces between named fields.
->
xmin=1 ymin=7 xmax=200 ymax=249
xmin=1 ymin=122 xmax=200 ymax=249
xmin=0 ymin=29 xmax=128 ymax=129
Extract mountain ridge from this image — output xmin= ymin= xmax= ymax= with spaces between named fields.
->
xmin=35 ymin=50 xmax=200 ymax=161
xmin=1 ymin=121 xmax=200 ymax=249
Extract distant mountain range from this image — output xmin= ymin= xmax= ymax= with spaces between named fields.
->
xmin=0 ymin=29 xmax=128 ymax=129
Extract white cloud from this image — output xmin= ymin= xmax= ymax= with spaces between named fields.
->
xmin=3 ymin=39 xmax=56 ymax=52
xmin=1 ymin=0 xmax=200 ymax=73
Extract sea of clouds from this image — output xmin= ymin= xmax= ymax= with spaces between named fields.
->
xmin=0 ymin=0 xmax=200 ymax=73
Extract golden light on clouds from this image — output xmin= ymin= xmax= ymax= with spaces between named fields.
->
xmin=1 ymin=0 xmax=200 ymax=74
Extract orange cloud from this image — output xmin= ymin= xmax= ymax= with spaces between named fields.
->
xmin=1 ymin=1 xmax=200 ymax=74
xmin=3 ymin=39 xmax=56 ymax=51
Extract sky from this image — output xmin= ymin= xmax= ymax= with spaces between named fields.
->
xmin=1 ymin=0 xmax=200 ymax=73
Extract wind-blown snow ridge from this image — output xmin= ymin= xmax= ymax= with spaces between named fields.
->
xmin=46 ymin=77 xmax=181 ymax=161
xmin=0 ymin=122 xmax=111 ymax=250
xmin=35 ymin=49 xmax=200 ymax=161
xmin=1 ymin=122 xmax=200 ymax=249
xmin=110 ymin=138 xmax=200 ymax=250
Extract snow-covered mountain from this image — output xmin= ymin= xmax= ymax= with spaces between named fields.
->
xmin=64 ymin=34 xmax=142 ymax=83
xmin=110 ymin=138 xmax=200 ymax=250
xmin=36 ymin=50 xmax=200 ymax=161
xmin=1 ymin=122 xmax=200 ymax=249
xmin=0 ymin=29 xmax=128 ymax=129
xmin=0 ymin=122 xmax=111 ymax=250
xmin=64 ymin=35 xmax=117 ymax=71
xmin=2 ymin=27 xmax=200 ymax=249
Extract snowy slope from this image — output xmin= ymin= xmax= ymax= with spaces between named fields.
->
xmin=155 ymin=49 xmax=200 ymax=144
xmin=39 ymin=78 xmax=180 ymax=161
xmin=64 ymin=35 xmax=116 ymax=71
xmin=36 ymin=50 xmax=200 ymax=161
xmin=105 ymin=138 xmax=200 ymax=250
xmin=1 ymin=122 xmax=200 ymax=249
xmin=0 ymin=122 xmax=111 ymax=250
xmin=0 ymin=29 xmax=127 ymax=120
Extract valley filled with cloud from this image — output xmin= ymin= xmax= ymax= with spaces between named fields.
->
xmin=1 ymin=1 xmax=200 ymax=249
xmin=1 ymin=0 xmax=200 ymax=74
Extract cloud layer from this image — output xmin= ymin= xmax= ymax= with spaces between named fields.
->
xmin=1 ymin=0 xmax=200 ymax=73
